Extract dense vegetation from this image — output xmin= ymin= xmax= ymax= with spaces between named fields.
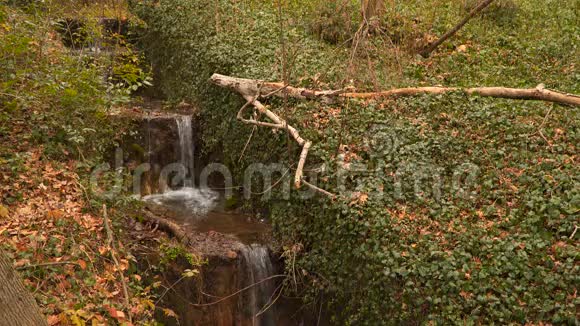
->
xmin=0 ymin=2 xmax=189 ymax=324
xmin=133 ymin=0 xmax=578 ymax=324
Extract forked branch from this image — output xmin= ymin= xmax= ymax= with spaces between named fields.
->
xmin=210 ymin=73 xmax=579 ymax=199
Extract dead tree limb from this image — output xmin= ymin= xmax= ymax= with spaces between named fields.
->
xmin=211 ymin=73 xmax=333 ymax=196
xmin=141 ymin=209 xmax=196 ymax=245
xmin=210 ymin=73 xmax=579 ymax=199
xmin=345 ymin=84 xmax=580 ymax=107
xmin=211 ymin=74 xmax=580 ymax=106
xmin=103 ymin=204 xmax=132 ymax=324
xmin=420 ymin=0 xmax=496 ymax=57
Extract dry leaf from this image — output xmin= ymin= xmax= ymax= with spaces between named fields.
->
xmin=0 ymin=205 xmax=9 ymax=219
xmin=47 ymin=315 xmax=60 ymax=326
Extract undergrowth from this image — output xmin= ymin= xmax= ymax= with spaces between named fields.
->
xmin=0 ymin=2 xmax=194 ymax=325
xmin=133 ymin=0 xmax=579 ymax=324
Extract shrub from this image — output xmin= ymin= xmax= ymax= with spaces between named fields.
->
xmin=308 ymin=1 xmax=358 ymax=45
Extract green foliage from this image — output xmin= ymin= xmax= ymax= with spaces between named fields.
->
xmin=308 ymin=1 xmax=358 ymax=45
xmin=131 ymin=0 xmax=342 ymax=177
xmin=158 ymin=243 xmax=204 ymax=270
xmin=273 ymin=95 xmax=579 ymax=324
xmin=132 ymin=0 xmax=579 ymax=324
xmin=0 ymin=4 xmax=114 ymax=160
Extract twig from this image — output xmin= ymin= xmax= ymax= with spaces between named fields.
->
xmin=103 ymin=204 xmax=133 ymax=324
xmin=316 ymin=291 xmax=324 ymax=326
xmin=238 ymin=125 xmax=257 ymax=162
xmin=302 ymin=180 xmax=337 ymax=199
xmin=256 ymin=282 xmax=284 ymax=317
xmin=190 ymin=274 xmax=285 ymax=307
xmin=155 ymin=274 xmax=187 ymax=305
xmin=16 ymin=261 xmax=81 ymax=270
xmin=570 ymin=225 xmax=579 ymax=239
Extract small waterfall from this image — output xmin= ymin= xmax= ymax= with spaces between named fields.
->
xmin=143 ymin=115 xmax=218 ymax=215
xmin=239 ymin=244 xmax=277 ymax=326
xmin=175 ymin=115 xmax=194 ymax=187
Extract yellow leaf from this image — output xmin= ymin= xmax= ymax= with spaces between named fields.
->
xmin=0 ymin=205 xmax=9 ymax=219
xmin=143 ymin=299 xmax=155 ymax=310
xmin=70 ymin=314 xmax=85 ymax=326
xmin=163 ymin=308 xmax=178 ymax=318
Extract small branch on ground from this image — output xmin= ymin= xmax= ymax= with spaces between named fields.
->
xmin=141 ymin=209 xmax=195 ymax=246
xmin=420 ymin=0 xmax=496 ymax=57
xmin=103 ymin=204 xmax=133 ymax=324
xmin=16 ymin=261 xmax=81 ymax=271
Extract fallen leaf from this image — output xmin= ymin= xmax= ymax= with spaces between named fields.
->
xmin=106 ymin=306 xmax=126 ymax=320
xmin=47 ymin=315 xmax=60 ymax=326
xmin=0 ymin=205 xmax=9 ymax=219
xmin=163 ymin=308 xmax=178 ymax=318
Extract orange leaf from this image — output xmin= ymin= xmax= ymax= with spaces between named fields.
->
xmin=47 ymin=209 xmax=64 ymax=219
xmin=106 ymin=306 xmax=126 ymax=320
xmin=47 ymin=315 xmax=60 ymax=326
xmin=77 ymin=259 xmax=87 ymax=270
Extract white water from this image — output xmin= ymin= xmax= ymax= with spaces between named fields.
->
xmin=176 ymin=115 xmax=194 ymax=187
xmin=239 ymin=244 xmax=276 ymax=326
xmin=142 ymin=187 xmax=218 ymax=216
xmin=143 ymin=115 xmax=218 ymax=215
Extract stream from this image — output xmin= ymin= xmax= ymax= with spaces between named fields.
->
xmin=141 ymin=114 xmax=284 ymax=325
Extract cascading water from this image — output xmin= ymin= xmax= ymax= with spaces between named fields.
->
xmin=239 ymin=244 xmax=277 ymax=326
xmin=175 ymin=115 xmax=194 ymax=187
xmin=143 ymin=115 xmax=218 ymax=216
xmin=141 ymin=114 xmax=285 ymax=324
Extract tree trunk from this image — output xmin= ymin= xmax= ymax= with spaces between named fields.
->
xmin=0 ymin=252 xmax=47 ymax=326
xmin=362 ymin=0 xmax=384 ymax=20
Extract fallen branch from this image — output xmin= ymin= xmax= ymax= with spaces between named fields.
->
xmin=420 ymin=0 xmax=496 ymax=57
xmin=16 ymin=261 xmax=81 ymax=271
xmin=345 ymin=84 xmax=580 ymax=107
xmin=211 ymin=74 xmax=580 ymax=107
xmin=210 ymin=74 xmax=579 ymax=199
xmin=103 ymin=204 xmax=133 ymax=324
xmin=211 ymin=73 xmax=331 ymax=196
xmin=141 ymin=209 xmax=195 ymax=246
xmin=211 ymin=74 xmax=352 ymax=103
